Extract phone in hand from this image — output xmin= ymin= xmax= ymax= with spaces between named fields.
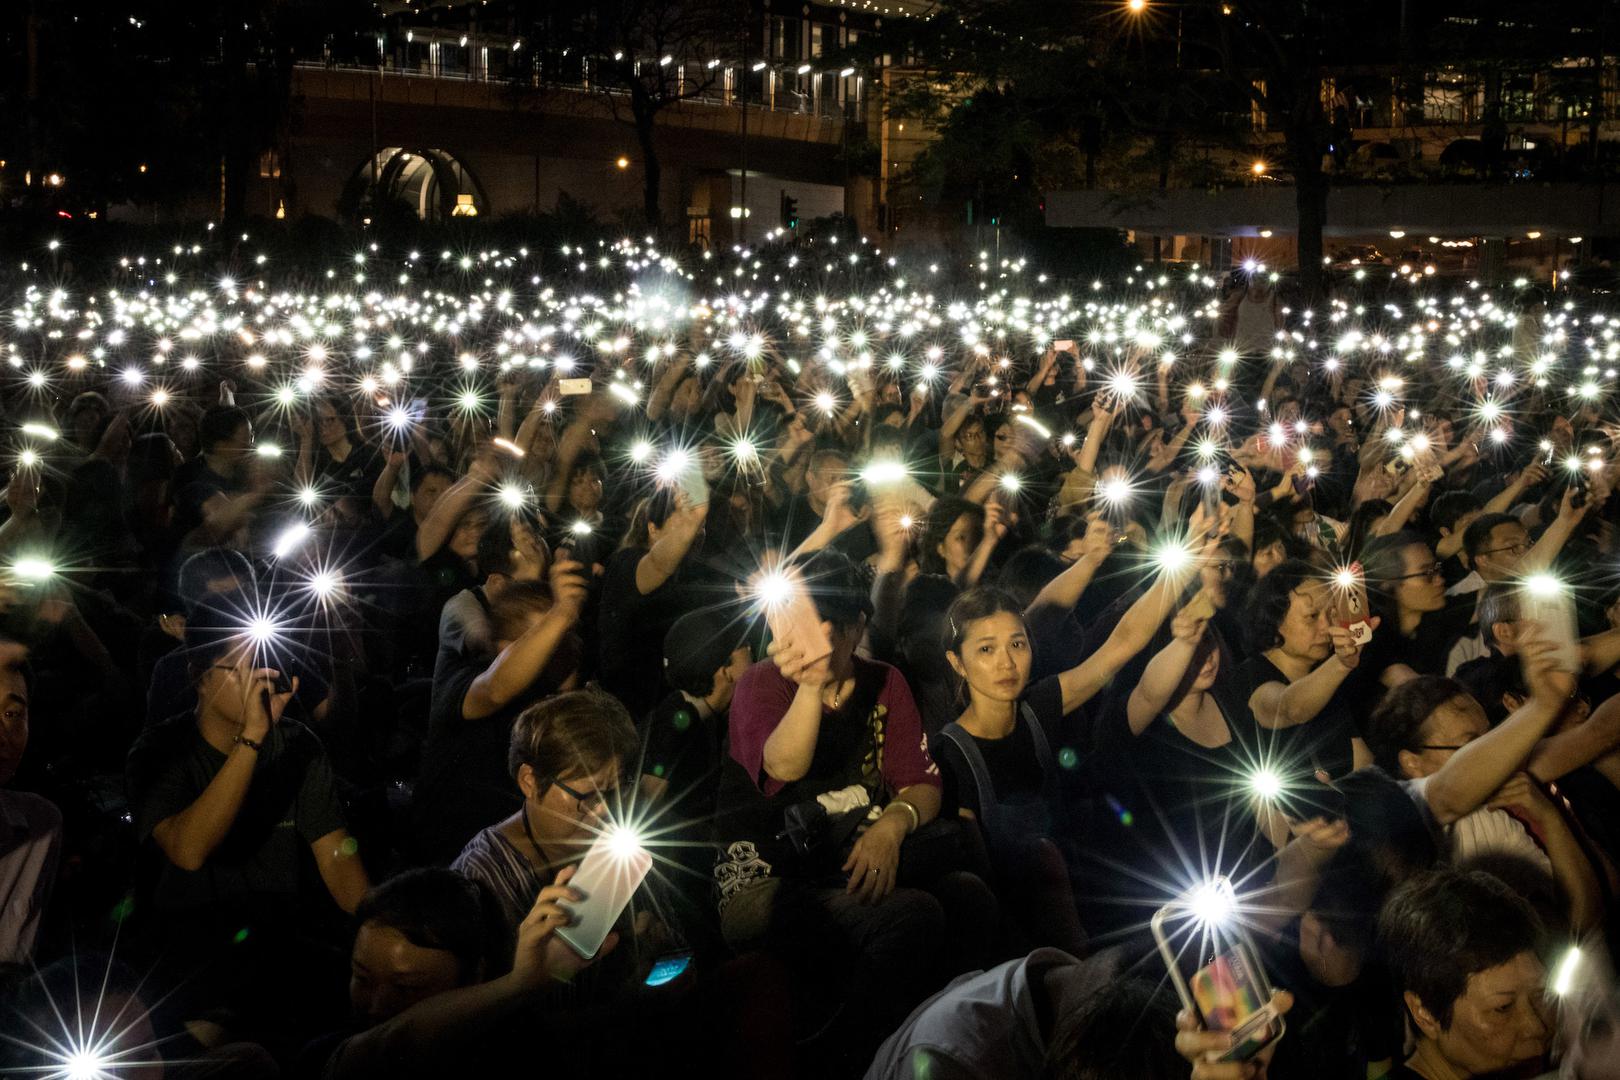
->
xmin=677 ymin=461 xmax=710 ymax=508
xmin=1330 ymin=564 xmax=1373 ymax=647
xmin=1520 ymin=577 xmax=1581 ymax=674
xmin=559 ymin=378 xmax=593 ymax=396
xmin=1054 ymin=339 xmax=1077 ymax=353
xmin=1152 ymin=883 xmax=1285 ymax=1064
xmin=764 ymin=572 xmax=833 ymax=674
xmin=555 ymin=828 xmax=654 ymax=961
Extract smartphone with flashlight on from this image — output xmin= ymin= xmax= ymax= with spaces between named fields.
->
xmin=763 ymin=571 xmax=833 ymax=674
xmin=1054 ymin=339 xmax=1077 ymax=354
xmin=1330 ymin=564 xmax=1373 ymax=647
xmin=1520 ymin=575 xmax=1581 ymax=674
xmin=555 ymin=827 xmax=654 ymax=961
xmin=1151 ymin=880 xmax=1286 ymax=1064
xmin=559 ymin=378 xmax=593 ymax=397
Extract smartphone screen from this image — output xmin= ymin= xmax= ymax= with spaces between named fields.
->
xmin=644 ymin=952 xmax=693 ymax=987
xmin=554 ymin=829 xmax=653 ymax=960
xmin=559 ymin=378 xmax=593 ymax=396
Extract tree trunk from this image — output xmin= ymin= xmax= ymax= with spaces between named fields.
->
xmin=1286 ymin=74 xmax=1329 ymax=305
xmin=634 ymin=105 xmax=663 ymax=233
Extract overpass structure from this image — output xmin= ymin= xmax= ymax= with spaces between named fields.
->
xmin=258 ymin=64 xmax=865 ymax=245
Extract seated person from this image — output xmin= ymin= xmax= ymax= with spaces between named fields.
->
xmin=1364 ymin=652 xmax=1606 ymax=933
xmin=305 ymin=867 xmax=613 ymax=1080
xmin=145 ymin=548 xmax=330 ymax=727
xmin=1377 ymin=868 xmax=1553 ymax=1079
xmin=865 ymin=950 xmax=1196 ymax=1080
xmin=434 ymin=512 xmax=552 ymax=672
xmin=641 ymin=606 xmax=754 ymax=834
xmin=451 ymin=689 xmax=639 ymax=946
xmin=715 ymin=551 xmax=992 ymax=1069
xmin=127 ymin=592 xmax=369 ymax=932
xmin=304 ymin=867 xmax=612 ymax=1080
xmin=413 ymin=558 xmax=587 ymax=865
xmin=0 ymin=636 xmax=60 ymax=964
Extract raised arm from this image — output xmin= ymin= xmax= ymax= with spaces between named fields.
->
xmin=414 ymin=454 xmax=496 ymax=562
xmin=1058 ymin=559 xmax=1196 ymax=714
xmin=1519 ymin=486 xmax=1587 ymax=574
xmin=372 ymin=450 xmax=406 ymax=520
xmin=1126 ymin=608 xmax=1208 ymax=735
xmin=635 ymin=490 xmax=709 ymax=595
xmin=1422 ymin=633 xmax=1573 ymax=825
xmin=1525 ymin=689 xmax=1620 ymax=783
xmin=152 ymin=674 xmax=298 ymax=871
xmin=311 ymin=827 xmax=369 ymax=914
xmin=1249 ymin=623 xmax=1372 ymax=731
xmin=1373 ymin=461 xmax=1440 ymax=538
xmin=1489 ymin=774 xmax=1603 ymax=933
xmin=1027 ymin=515 xmax=1113 ymax=618
xmin=759 ymin=633 xmax=833 ymax=784
xmin=462 ymin=561 xmax=587 ymax=720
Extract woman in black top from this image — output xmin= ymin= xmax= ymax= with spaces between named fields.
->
xmin=1237 ymin=560 xmax=1378 ymax=809
xmin=1093 ymin=607 xmax=1263 ymax=935
xmin=932 ymin=559 xmax=1198 ymax=950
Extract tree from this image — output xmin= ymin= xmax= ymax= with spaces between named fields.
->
xmin=508 ymin=0 xmax=736 ymax=234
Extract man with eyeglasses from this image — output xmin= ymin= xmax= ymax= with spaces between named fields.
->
xmin=1449 ymin=497 xmax=1586 ymax=599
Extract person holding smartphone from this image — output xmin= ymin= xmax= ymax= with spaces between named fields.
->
xmin=932 ymin=545 xmax=1202 ymax=951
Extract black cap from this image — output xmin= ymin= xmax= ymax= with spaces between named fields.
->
xmin=663 ymin=604 xmax=756 ymax=696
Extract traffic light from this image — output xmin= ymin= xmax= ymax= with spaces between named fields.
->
xmin=780 ymin=192 xmax=799 ymax=229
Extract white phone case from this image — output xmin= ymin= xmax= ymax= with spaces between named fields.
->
xmin=555 ymin=832 xmax=653 ymax=960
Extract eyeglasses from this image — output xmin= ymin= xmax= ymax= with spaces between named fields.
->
xmin=1475 ymin=542 xmax=1529 ymax=558
xmin=1392 ymin=563 xmax=1444 ymax=582
xmin=1417 ymin=743 xmax=1467 ymax=752
xmin=551 ymin=777 xmax=609 ymax=815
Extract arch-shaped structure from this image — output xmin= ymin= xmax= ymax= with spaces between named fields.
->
xmin=357 ymin=147 xmax=486 ymax=220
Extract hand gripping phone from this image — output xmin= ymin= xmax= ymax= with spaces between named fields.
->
xmin=555 ymin=827 xmax=654 ymax=960
xmin=764 ymin=569 xmax=833 ymax=673
xmin=1152 ymin=879 xmax=1285 ymax=1064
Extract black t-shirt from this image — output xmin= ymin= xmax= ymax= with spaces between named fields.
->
xmin=173 ymin=458 xmax=237 ymax=540
xmin=596 ymin=546 xmax=692 ymax=718
xmin=316 ymin=441 xmax=382 ymax=498
xmin=1359 ymin=598 xmax=1475 ymax=683
xmin=412 ymin=649 xmax=536 ymax=866
xmin=1236 ymin=653 xmax=1365 ymax=782
xmin=933 ymin=674 xmax=1065 ymax=821
xmin=1092 ymin=684 xmax=1254 ymax=853
xmin=1260 ymin=923 xmax=1405 ymax=1080
xmin=642 ymin=691 xmax=725 ymax=823
xmin=126 ymin=716 xmax=346 ymax=917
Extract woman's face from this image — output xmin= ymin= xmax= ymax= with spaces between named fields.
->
xmin=525 ymin=758 xmax=623 ymax=850
xmin=317 ymin=405 xmax=346 ymax=446
xmin=412 ymin=473 xmax=451 ymax=519
xmin=1254 ymin=540 xmax=1287 ymax=579
xmin=1276 ymin=583 xmax=1332 ymax=661
xmin=1420 ymin=952 xmax=1550 ymax=1077
xmin=949 ymin=611 xmax=1032 ymax=704
xmin=568 ymin=467 xmax=603 ymax=513
xmin=1394 ymin=542 xmax=1447 ymax=615
xmin=956 ymin=421 xmax=987 ymax=459
xmin=938 ymin=513 xmax=982 ymax=578
xmin=991 ymin=424 xmax=1016 ymax=458
xmin=450 ymin=509 xmax=489 ymax=561
xmin=1191 ymin=646 xmax=1221 ymax=691
xmin=509 ymin=518 xmax=548 ymax=582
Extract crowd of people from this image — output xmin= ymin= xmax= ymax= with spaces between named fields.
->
xmin=0 ymin=234 xmax=1617 ymax=1079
